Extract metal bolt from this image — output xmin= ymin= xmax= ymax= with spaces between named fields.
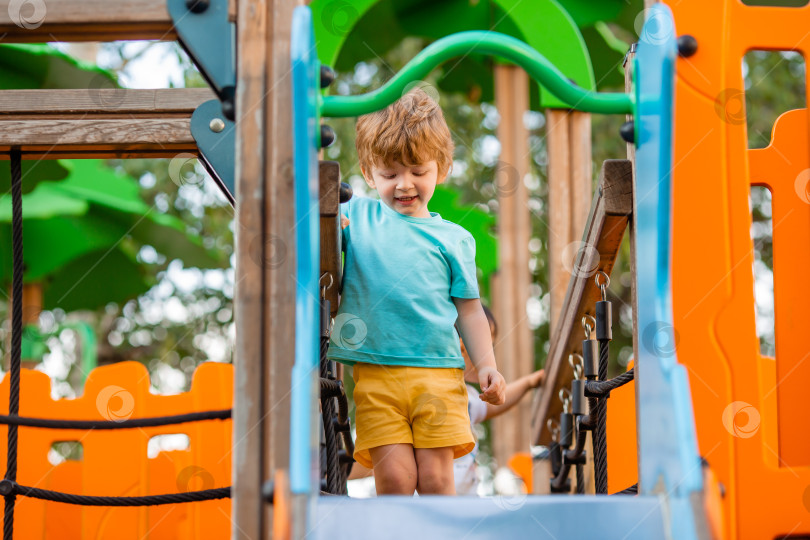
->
xmin=209 ymin=118 xmax=226 ymax=133
xmin=186 ymin=0 xmax=210 ymax=14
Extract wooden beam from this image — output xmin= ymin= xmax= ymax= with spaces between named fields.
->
xmin=547 ymin=109 xmax=572 ymax=338
xmin=232 ymin=0 xmax=269 ymax=536
xmin=547 ymin=110 xmax=593 ymax=337
xmin=319 ymin=161 xmax=342 ymax=317
xmin=492 ymin=64 xmax=533 ymax=465
xmin=0 ymin=88 xmax=214 ymax=159
xmin=0 ymin=88 xmax=214 ymax=114
xmin=531 ymin=159 xmax=633 ymax=446
xmin=0 ymin=0 xmax=176 ymax=42
xmin=263 ymin=0 xmax=300 ymax=536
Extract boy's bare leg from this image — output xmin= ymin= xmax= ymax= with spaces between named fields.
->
xmin=414 ymin=447 xmax=456 ymax=495
xmin=369 ymin=444 xmax=417 ymax=495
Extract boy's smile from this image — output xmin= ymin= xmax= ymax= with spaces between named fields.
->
xmin=363 ymin=160 xmax=446 ymax=218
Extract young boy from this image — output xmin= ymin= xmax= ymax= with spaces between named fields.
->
xmin=328 ymin=88 xmax=506 ymax=496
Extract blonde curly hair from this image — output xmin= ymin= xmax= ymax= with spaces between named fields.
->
xmin=355 ymin=87 xmax=454 ymax=178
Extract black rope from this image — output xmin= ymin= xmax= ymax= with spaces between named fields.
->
xmin=5 ymin=149 xmax=23 ymax=540
xmin=575 ymin=463 xmax=585 ymax=494
xmin=585 ymin=368 xmax=634 ymax=398
xmin=593 ymin=340 xmax=609 ymax=495
xmin=320 ymin=336 xmax=341 ymax=494
xmin=550 ymin=415 xmax=591 ymax=492
xmin=612 ymin=483 xmax=638 ymax=496
xmin=1 ymin=480 xmax=229 ymax=506
xmin=0 ymin=409 xmax=231 ymax=430
xmin=320 ymin=378 xmax=343 ymax=399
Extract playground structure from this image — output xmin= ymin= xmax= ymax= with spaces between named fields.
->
xmin=0 ymin=0 xmax=808 ymax=539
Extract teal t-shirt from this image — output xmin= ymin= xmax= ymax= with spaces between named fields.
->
xmin=327 ymin=196 xmax=479 ymax=369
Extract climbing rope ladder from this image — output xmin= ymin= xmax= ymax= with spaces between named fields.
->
xmin=548 ymin=272 xmax=636 ymax=495
xmin=1 ymin=150 xmax=233 ymax=538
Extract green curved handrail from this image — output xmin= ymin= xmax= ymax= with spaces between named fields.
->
xmin=320 ymin=31 xmax=634 ymax=117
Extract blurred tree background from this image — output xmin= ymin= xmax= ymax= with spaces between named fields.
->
xmin=0 ymin=3 xmax=796 ymax=482
xmin=0 ymin=41 xmax=235 ymax=399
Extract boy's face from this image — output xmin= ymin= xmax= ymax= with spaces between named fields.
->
xmin=362 ymin=160 xmax=445 ymax=218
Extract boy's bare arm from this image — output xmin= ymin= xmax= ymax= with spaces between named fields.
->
xmin=483 ymin=369 xmax=545 ymax=421
xmin=453 ymin=298 xmax=506 ymax=405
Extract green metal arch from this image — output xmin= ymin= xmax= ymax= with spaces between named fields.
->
xmin=311 ymin=0 xmax=595 ymax=109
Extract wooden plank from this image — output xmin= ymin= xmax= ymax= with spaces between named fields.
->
xmin=492 ymin=65 xmax=533 ymax=465
xmin=531 ymin=159 xmax=633 ymax=446
xmin=318 ymin=160 xmax=340 ymax=216
xmin=0 ymin=89 xmax=215 ymax=159
xmin=232 ymin=0 xmax=268 ymax=536
xmin=319 ymin=161 xmax=342 ymax=317
xmin=263 ymin=0 xmax=300 ymax=536
xmin=0 ymin=88 xmax=214 ymax=115
xmin=0 ymin=0 xmax=176 ymax=42
xmin=539 ymin=109 xmax=594 ymax=493
xmin=0 ymin=119 xmax=196 ymax=158
xmin=546 ymin=109 xmax=571 ymax=339
xmin=570 ymin=112 xmax=593 ymax=270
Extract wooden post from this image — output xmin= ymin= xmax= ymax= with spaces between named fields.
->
xmin=539 ymin=109 xmax=592 ymax=494
xmin=492 ymin=64 xmax=533 ymax=466
xmin=546 ymin=110 xmax=592 ymax=337
xmin=319 ymin=161 xmax=342 ymax=317
xmin=232 ymin=0 xmax=300 ymax=537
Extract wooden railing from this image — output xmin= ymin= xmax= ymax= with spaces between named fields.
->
xmin=319 ymin=161 xmax=342 ymax=317
xmin=532 ymin=159 xmax=634 ymax=445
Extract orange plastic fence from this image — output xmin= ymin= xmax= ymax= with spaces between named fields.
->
xmin=0 ymin=361 xmax=232 ymax=539
xmin=605 ymin=360 xmax=636 ymax=495
xmin=665 ymin=1 xmax=810 ymax=538
xmin=506 ymin=452 xmax=532 ymax=493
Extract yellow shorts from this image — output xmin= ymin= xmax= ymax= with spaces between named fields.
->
xmin=351 ymin=363 xmax=475 ymax=469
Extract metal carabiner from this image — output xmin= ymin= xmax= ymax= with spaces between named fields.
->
xmin=319 ymin=272 xmax=334 ymax=298
xmin=558 ymin=387 xmax=572 ymax=413
xmin=595 ymin=271 xmax=610 ymax=302
xmin=581 ymin=314 xmax=596 ymax=339
xmin=569 ymin=353 xmax=584 ymax=380
xmin=547 ymin=418 xmax=560 ymax=443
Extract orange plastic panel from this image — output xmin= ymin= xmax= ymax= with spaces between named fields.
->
xmin=0 ymin=361 xmax=232 ymax=539
xmin=507 ymin=452 xmax=533 ymax=493
xmin=665 ymin=1 xmax=810 ymax=538
xmin=606 ymin=361 xmax=637 ymax=495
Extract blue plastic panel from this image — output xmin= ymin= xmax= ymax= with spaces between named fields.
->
xmin=313 ymin=496 xmax=667 ymax=539
xmin=633 ymin=4 xmax=703 ymax=539
xmin=290 ymin=5 xmax=322 ymax=496
xmin=167 ymin=0 xmax=235 ymax=98
xmin=190 ymin=99 xmax=235 ymax=205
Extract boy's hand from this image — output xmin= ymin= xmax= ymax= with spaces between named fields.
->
xmin=478 ymin=367 xmax=506 ymax=405
xmin=341 ymin=215 xmax=350 ymax=230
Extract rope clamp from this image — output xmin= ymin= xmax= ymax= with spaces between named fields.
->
xmin=0 ymin=479 xmax=14 ymax=496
